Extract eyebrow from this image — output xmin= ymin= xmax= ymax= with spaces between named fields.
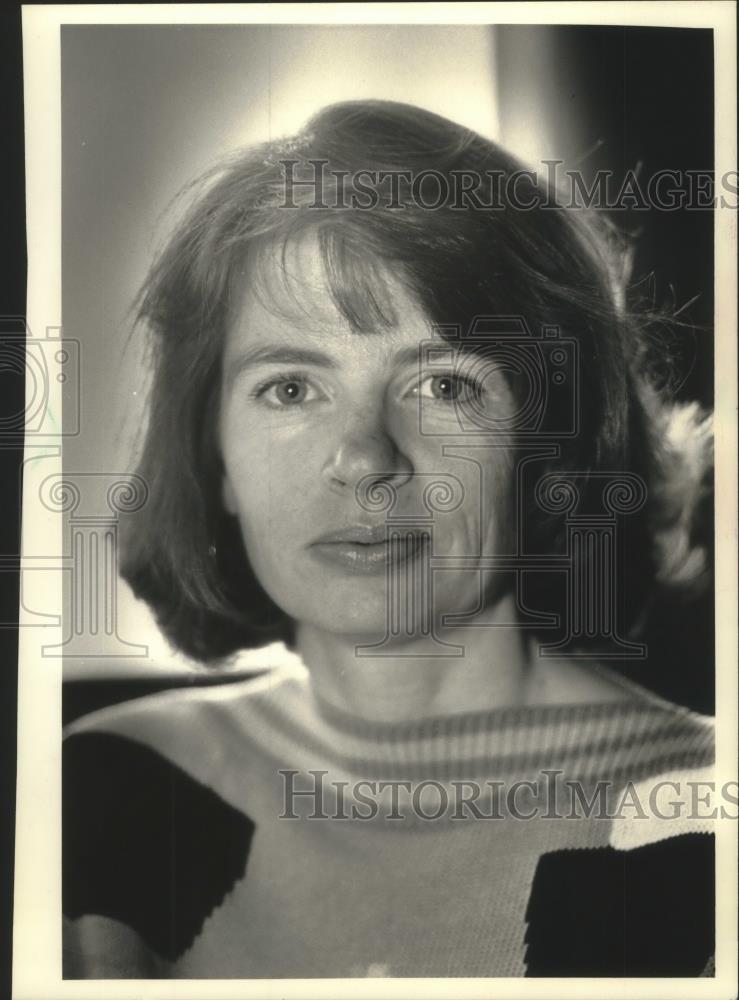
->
xmin=224 ymin=343 xmax=428 ymax=387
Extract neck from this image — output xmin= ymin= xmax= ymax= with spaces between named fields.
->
xmin=296 ymin=592 xmax=539 ymax=724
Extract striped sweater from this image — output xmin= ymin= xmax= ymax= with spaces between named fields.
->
xmin=62 ymin=652 xmax=716 ymax=978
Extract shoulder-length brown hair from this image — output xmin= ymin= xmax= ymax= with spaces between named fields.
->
xmin=120 ymin=100 xmax=712 ymax=663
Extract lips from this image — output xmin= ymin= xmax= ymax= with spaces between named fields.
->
xmin=309 ymin=525 xmax=430 ymax=574
xmin=312 ymin=524 xmax=392 ymax=546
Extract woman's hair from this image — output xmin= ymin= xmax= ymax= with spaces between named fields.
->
xmin=120 ymin=99 xmax=712 ymax=663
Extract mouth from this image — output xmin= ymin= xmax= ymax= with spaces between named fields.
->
xmin=309 ymin=526 xmax=430 ymax=574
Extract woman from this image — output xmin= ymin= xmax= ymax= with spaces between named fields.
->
xmin=62 ymin=101 xmax=715 ymax=979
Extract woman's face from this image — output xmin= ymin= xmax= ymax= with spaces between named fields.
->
xmin=219 ymin=231 xmax=518 ymax=640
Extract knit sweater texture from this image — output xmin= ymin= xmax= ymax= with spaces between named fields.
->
xmin=62 ymin=650 xmax=716 ymax=979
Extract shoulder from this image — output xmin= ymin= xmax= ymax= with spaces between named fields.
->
xmin=602 ymin=673 xmax=714 ymax=787
xmin=569 ymin=668 xmax=715 ymax=824
xmin=61 ymin=662 xmax=307 ymax=973
xmin=63 ymin=724 xmax=257 ymax=970
xmin=64 ymin=656 xmax=308 ymax=779
xmin=525 ymin=671 xmax=716 ymax=976
xmin=62 ymin=657 xmax=309 ymax=971
xmin=525 ymin=828 xmax=715 ymax=976
xmin=551 ymin=659 xmax=715 ymax=780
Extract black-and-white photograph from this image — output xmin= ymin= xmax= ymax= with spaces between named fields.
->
xmin=12 ymin=3 xmax=738 ymax=996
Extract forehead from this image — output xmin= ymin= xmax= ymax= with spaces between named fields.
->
xmin=224 ymin=229 xmax=432 ymax=357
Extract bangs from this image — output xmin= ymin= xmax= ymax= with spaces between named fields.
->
xmin=237 ymin=215 xmax=413 ymax=334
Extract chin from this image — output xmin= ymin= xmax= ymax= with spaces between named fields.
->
xmin=293 ymin=566 xmax=496 ymax=632
xmin=306 ymin=592 xmax=418 ymax=641
xmin=302 ymin=603 xmax=395 ymax=641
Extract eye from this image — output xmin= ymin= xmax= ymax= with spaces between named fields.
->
xmin=271 ymin=379 xmax=307 ymax=405
xmin=250 ymin=374 xmax=321 ymax=408
xmin=415 ymin=373 xmax=479 ymax=403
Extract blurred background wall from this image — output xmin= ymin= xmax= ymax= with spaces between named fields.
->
xmin=496 ymin=25 xmax=714 ymax=401
xmin=60 ymin=24 xmax=714 ymax=714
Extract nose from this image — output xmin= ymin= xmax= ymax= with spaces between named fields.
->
xmin=322 ymin=406 xmax=413 ymax=497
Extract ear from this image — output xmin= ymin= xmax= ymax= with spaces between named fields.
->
xmin=221 ymin=473 xmax=239 ymax=516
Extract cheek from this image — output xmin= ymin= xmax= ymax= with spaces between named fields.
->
xmin=223 ymin=456 xmax=287 ymax=545
xmin=472 ymin=446 xmax=516 ymax=551
xmin=220 ymin=425 xmax=321 ymax=547
xmin=407 ymin=445 xmax=514 ymax=560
